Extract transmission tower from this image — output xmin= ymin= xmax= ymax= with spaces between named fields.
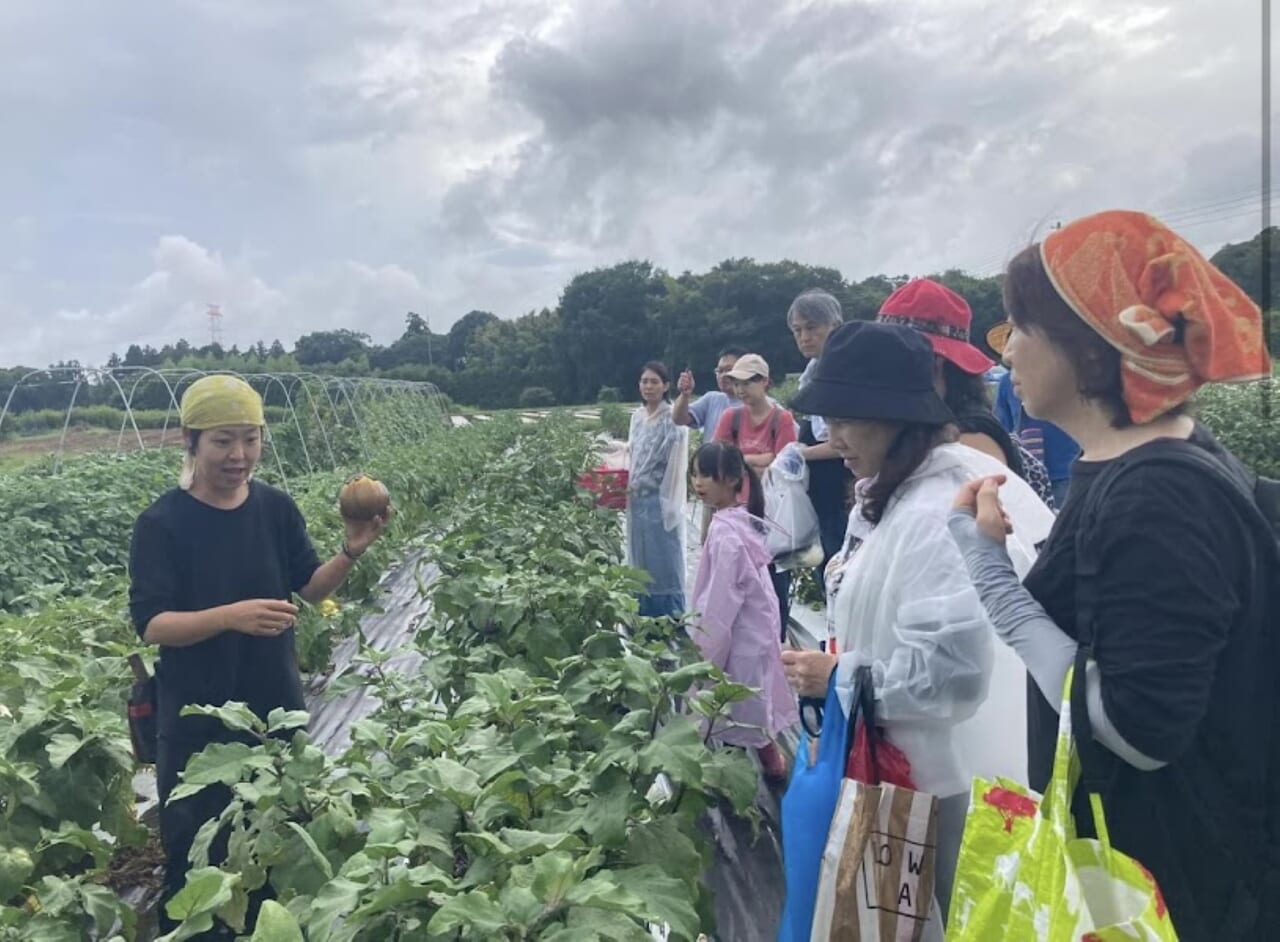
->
xmin=207 ymin=304 xmax=224 ymax=347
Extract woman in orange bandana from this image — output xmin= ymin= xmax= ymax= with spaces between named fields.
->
xmin=948 ymin=211 xmax=1274 ymax=941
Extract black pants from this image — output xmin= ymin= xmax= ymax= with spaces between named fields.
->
xmin=769 ymin=565 xmax=792 ymax=642
xmin=157 ymin=734 xmax=272 ymax=939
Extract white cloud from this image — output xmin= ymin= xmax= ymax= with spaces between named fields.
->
xmin=0 ymin=0 xmax=1270 ymax=367
xmin=5 ymin=236 xmax=427 ymax=366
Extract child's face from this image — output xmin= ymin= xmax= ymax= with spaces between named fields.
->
xmin=692 ymin=469 xmax=739 ymax=510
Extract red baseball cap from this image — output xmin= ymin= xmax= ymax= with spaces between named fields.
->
xmin=875 ymin=278 xmax=994 ymax=375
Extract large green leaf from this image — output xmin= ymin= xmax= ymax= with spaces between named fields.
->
xmin=349 ymin=879 xmax=437 ymax=920
xmin=426 ymin=890 xmax=509 ymax=935
xmin=13 ymin=914 xmax=83 ymax=942
xmin=498 ymin=879 xmax=544 ymax=926
xmin=623 ymin=816 xmax=705 ymax=882
xmin=179 ymin=702 xmax=265 ymax=735
xmin=530 ymin=850 xmax=590 ymax=909
xmin=266 ymin=708 xmax=311 ymax=734
xmin=499 ymin=828 xmax=584 ymax=857
xmin=43 ymin=734 xmax=84 ymax=770
xmin=702 ymin=747 xmax=761 ymax=814
xmin=421 ymin=757 xmax=482 ymax=810
xmin=563 ymin=870 xmax=645 ymax=913
xmin=162 ymin=867 xmax=239 ymax=940
xmin=541 ymin=907 xmax=652 ymax=941
xmin=619 ymin=656 xmax=662 ymax=699
xmin=575 ymin=769 xmax=635 ymax=846
xmin=250 ymin=900 xmax=304 ymax=942
xmin=285 ymin=822 xmax=335 ymax=881
xmin=637 ymin=716 xmax=706 ymax=786
xmin=301 ymin=877 xmax=364 ymax=942
xmin=612 ymin=865 xmax=702 ymax=941
xmin=167 ymin=742 xmax=275 ymax=803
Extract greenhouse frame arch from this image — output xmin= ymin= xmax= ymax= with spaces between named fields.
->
xmin=0 ymin=366 xmax=451 ymax=483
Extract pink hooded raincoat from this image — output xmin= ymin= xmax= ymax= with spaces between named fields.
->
xmin=689 ymin=505 xmax=799 ymax=747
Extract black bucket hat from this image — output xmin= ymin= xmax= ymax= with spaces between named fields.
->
xmin=790 ymin=321 xmax=955 ymax=425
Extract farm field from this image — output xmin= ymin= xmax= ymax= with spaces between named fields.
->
xmin=0 ymin=370 xmax=1275 ymax=940
xmin=0 ymin=407 xmax=763 ymax=941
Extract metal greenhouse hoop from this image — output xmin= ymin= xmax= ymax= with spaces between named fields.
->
xmin=0 ymin=367 xmax=449 ymax=490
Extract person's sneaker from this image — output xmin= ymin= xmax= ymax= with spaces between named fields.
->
xmin=756 ymin=742 xmax=788 ymax=784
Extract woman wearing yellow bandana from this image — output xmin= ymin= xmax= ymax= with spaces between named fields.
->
xmin=127 ymin=374 xmax=391 ymax=934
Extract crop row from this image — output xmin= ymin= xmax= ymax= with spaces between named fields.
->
xmin=0 ymin=418 xmax=754 ymax=941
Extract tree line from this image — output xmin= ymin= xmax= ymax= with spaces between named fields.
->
xmin=4 ymin=229 xmax=1277 ymax=414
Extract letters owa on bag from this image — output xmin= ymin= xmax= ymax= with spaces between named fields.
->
xmin=809 ymin=778 xmax=941 ymax=942
xmin=945 ymin=668 xmax=1178 ymax=941
xmin=809 ymin=667 xmax=941 ymax=942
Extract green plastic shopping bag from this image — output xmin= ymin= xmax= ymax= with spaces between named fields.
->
xmin=945 ymin=668 xmax=1178 ymax=941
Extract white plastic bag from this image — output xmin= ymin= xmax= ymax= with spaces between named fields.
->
xmin=764 ymin=445 xmax=819 ymax=558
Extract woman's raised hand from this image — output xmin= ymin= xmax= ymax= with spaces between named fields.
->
xmin=953 ymin=475 xmax=1013 ymax=544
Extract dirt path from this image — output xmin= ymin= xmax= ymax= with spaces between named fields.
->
xmin=0 ymin=427 xmax=181 ymax=468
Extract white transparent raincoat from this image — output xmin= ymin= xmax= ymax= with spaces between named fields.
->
xmin=825 ymin=442 xmax=1055 ymax=798
xmin=624 ymin=402 xmax=689 ymax=614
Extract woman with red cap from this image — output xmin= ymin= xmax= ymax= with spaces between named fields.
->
xmin=950 ymin=211 xmax=1275 ymax=940
xmin=878 ymin=279 xmax=1058 ymax=508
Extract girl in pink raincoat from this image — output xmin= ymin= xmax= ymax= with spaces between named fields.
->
xmin=689 ymin=441 xmax=800 ymax=782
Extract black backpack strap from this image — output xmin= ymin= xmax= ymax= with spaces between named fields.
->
xmin=1072 ymin=439 xmax=1273 ymax=793
xmin=730 ymin=406 xmax=782 ymax=452
xmin=957 ymin=411 xmax=1023 ymax=474
xmin=1070 ymin=457 xmax=1124 ymax=796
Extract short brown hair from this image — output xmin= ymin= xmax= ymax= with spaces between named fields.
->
xmin=1001 ymin=245 xmax=1189 ymax=428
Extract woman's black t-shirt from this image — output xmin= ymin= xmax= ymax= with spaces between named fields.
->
xmin=1022 ymin=425 xmax=1272 ymax=940
xmin=128 ymin=481 xmax=321 ymax=744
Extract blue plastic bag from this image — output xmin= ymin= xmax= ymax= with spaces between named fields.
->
xmin=778 ymin=674 xmax=850 ymax=941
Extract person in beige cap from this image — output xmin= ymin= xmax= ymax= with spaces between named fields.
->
xmin=711 ymin=353 xmax=799 ymax=633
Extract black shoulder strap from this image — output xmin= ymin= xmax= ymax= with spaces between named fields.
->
xmin=1071 ymin=440 xmax=1274 ymax=795
xmin=958 ymin=411 xmax=1024 ymax=476
xmin=730 ymin=408 xmax=741 ymax=445
xmin=769 ymin=407 xmax=781 ymax=452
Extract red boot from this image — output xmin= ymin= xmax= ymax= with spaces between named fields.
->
xmin=756 ymin=741 xmax=788 ymax=784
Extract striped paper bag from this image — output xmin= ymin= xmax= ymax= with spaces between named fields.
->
xmin=809 ymin=778 xmax=942 ymax=942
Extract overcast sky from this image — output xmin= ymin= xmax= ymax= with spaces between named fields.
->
xmin=1 ymin=0 xmax=1272 ymax=368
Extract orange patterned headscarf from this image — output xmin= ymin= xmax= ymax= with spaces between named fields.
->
xmin=1041 ymin=210 xmax=1271 ymax=423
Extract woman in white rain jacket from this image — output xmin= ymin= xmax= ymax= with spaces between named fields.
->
xmin=781 ymin=321 xmax=1054 ymax=921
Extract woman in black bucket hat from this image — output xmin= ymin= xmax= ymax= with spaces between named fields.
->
xmin=779 ymin=321 xmax=1055 ymax=925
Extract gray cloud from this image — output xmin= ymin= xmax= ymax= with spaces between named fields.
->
xmin=1 ymin=0 xmax=1269 ymax=368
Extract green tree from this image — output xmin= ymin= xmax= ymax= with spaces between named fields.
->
xmin=446 ymin=310 xmax=501 ymax=369
xmin=294 ymin=329 xmax=371 ymax=366
xmin=674 ymin=259 xmax=852 ymax=386
xmin=557 ymin=261 xmax=669 ymax=403
xmin=1211 ymin=228 xmax=1280 ymax=352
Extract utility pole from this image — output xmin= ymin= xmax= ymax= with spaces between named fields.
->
xmin=207 ymin=304 xmax=223 ymax=347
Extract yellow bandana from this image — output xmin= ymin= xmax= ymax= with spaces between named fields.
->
xmin=179 ymin=375 xmax=265 ymax=429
